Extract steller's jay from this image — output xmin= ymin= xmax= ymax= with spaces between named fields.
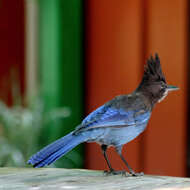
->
xmin=28 ymin=53 xmax=178 ymax=176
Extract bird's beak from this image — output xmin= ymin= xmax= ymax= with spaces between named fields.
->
xmin=167 ymin=85 xmax=179 ymax=91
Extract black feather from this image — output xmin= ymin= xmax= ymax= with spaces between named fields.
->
xmin=142 ymin=53 xmax=166 ymax=83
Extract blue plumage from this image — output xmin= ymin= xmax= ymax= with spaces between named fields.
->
xmin=28 ymin=132 xmax=86 ymax=168
xmin=27 ymin=54 xmax=178 ymax=176
xmin=83 ymin=106 xmax=135 ymax=127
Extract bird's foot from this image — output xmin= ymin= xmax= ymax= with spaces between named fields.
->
xmin=130 ymin=171 xmax=144 ymax=177
xmin=104 ymin=169 xmax=130 ymax=176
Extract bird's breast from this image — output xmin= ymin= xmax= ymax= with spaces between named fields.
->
xmin=95 ymin=122 xmax=148 ymax=146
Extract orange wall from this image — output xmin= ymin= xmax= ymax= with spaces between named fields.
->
xmin=85 ymin=0 xmax=187 ymax=177
xmin=143 ymin=0 xmax=187 ymax=176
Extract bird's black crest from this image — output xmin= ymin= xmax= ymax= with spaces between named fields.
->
xmin=142 ymin=53 xmax=166 ymax=83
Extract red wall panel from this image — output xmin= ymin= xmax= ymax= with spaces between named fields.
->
xmin=85 ymin=0 xmax=144 ymax=172
xmin=0 ymin=0 xmax=25 ymax=104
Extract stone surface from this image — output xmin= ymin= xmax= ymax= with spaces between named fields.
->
xmin=0 ymin=168 xmax=190 ymax=190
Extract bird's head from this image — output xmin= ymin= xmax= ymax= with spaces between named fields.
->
xmin=137 ymin=53 xmax=179 ymax=104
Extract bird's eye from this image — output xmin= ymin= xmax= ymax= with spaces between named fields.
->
xmin=160 ymin=85 xmax=166 ymax=91
xmin=161 ymin=86 xmax=165 ymax=89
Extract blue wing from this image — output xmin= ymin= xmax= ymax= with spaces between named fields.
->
xmin=75 ymin=102 xmax=151 ymax=133
xmin=82 ymin=105 xmax=135 ymax=126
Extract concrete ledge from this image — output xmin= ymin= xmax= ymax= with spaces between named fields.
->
xmin=0 ymin=167 xmax=190 ymax=189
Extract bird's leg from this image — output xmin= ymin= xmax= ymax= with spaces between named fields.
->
xmin=116 ymin=147 xmax=144 ymax=177
xmin=101 ymin=145 xmax=114 ymax=172
xmin=101 ymin=145 xmax=127 ymax=176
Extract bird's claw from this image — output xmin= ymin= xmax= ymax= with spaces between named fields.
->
xmin=130 ymin=171 xmax=144 ymax=177
xmin=103 ymin=170 xmax=130 ymax=176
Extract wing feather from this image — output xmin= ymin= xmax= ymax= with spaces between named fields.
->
xmin=74 ymin=101 xmax=151 ymax=134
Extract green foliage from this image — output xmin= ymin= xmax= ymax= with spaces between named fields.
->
xmin=0 ymin=100 xmax=83 ymax=168
xmin=0 ymin=100 xmax=42 ymax=167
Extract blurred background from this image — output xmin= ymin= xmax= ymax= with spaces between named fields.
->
xmin=0 ymin=0 xmax=188 ymax=177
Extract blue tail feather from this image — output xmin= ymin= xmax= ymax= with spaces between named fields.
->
xmin=28 ymin=132 xmax=84 ymax=168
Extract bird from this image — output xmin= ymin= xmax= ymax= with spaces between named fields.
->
xmin=27 ymin=53 xmax=179 ymax=176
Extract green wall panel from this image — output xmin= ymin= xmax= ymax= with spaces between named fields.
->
xmin=38 ymin=0 xmax=83 ymax=168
